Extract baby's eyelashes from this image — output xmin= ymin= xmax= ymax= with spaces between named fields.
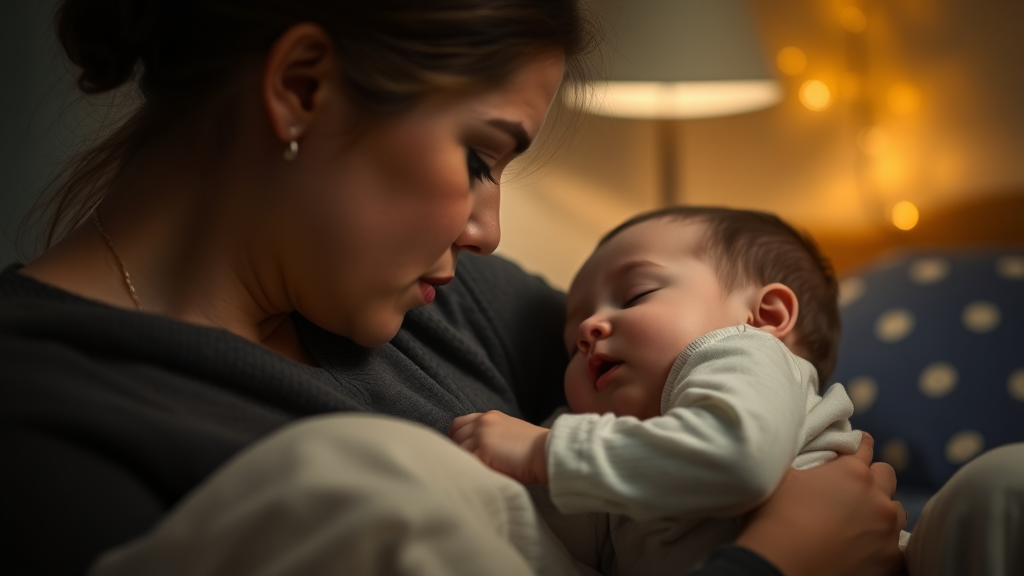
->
xmin=623 ymin=288 xmax=658 ymax=307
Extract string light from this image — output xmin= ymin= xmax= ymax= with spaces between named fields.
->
xmin=840 ymin=6 xmax=868 ymax=33
xmin=888 ymin=83 xmax=922 ymax=114
xmin=800 ymin=80 xmax=832 ymax=111
xmin=892 ymin=201 xmax=920 ymax=230
xmin=777 ymin=47 xmax=807 ymax=76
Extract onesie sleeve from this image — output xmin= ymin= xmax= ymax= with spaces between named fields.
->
xmin=547 ymin=326 xmax=809 ymax=520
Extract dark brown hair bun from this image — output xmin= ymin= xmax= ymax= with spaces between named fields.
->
xmin=56 ymin=0 xmax=162 ymax=93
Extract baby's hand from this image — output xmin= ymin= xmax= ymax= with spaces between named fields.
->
xmin=448 ymin=411 xmax=549 ymax=484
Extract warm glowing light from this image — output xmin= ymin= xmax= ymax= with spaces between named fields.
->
xmin=892 ymin=201 xmax=920 ymax=230
xmin=800 ymin=80 xmax=831 ymax=111
xmin=875 ymin=155 xmax=907 ymax=189
xmin=839 ymin=72 xmax=861 ymax=102
xmin=932 ymin=152 xmax=964 ymax=186
xmin=840 ymin=6 xmax=868 ymax=33
xmin=857 ymin=126 xmax=888 ymax=155
xmin=573 ymin=80 xmax=782 ymax=119
xmin=888 ymin=83 xmax=922 ymax=114
xmin=777 ymin=47 xmax=807 ymax=76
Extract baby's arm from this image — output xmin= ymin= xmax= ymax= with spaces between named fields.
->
xmin=550 ymin=326 xmax=809 ymax=521
xmin=451 ymin=327 xmax=817 ymax=522
xmin=449 ymin=411 xmax=551 ymax=484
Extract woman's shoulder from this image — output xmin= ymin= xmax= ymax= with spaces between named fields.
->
xmin=0 ymin=265 xmax=364 ymax=437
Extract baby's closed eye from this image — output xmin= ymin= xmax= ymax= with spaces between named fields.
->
xmin=623 ymin=288 xmax=658 ymax=307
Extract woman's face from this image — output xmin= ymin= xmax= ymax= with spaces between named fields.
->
xmin=268 ymin=51 xmax=565 ymax=347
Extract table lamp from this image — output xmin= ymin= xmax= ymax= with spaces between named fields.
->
xmin=574 ymin=0 xmax=781 ymax=205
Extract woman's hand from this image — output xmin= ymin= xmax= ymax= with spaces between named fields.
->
xmin=735 ymin=433 xmax=906 ymax=576
xmin=448 ymin=411 xmax=550 ymax=484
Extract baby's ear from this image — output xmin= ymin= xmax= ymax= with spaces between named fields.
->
xmin=749 ymin=283 xmax=799 ymax=340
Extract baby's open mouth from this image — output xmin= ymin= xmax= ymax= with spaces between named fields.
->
xmin=596 ymin=360 xmax=617 ymax=379
xmin=588 ymin=354 xmax=623 ymax=390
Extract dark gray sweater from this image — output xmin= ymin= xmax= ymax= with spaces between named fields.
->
xmin=0 ymin=253 xmax=779 ymax=576
xmin=0 ymin=253 xmax=566 ymax=575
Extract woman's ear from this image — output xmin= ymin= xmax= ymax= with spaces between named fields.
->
xmin=749 ymin=283 xmax=799 ymax=340
xmin=262 ymin=23 xmax=340 ymax=143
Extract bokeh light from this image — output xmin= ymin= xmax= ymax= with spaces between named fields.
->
xmin=857 ymin=126 xmax=888 ymax=155
xmin=892 ymin=201 xmax=920 ymax=230
xmin=840 ymin=6 xmax=868 ymax=33
xmin=839 ymin=72 xmax=862 ymax=102
xmin=888 ymin=83 xmax=922 ymax=114
xmin=800 ymin=80 xmax=832 ymax=111
xmin=874 ymin=155 xmax=908 ymax=189
xmin=777 ymin=47 xmax=807 ymax=76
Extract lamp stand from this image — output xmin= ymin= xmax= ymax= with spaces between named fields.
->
xmin=658 ymin=120 xmax=683 ymax=207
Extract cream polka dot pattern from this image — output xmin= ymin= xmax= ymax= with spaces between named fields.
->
xmin=847 ymin=376 xmax=879 ymax=413
xmin=962 ymin=301 xmax=1001 ymax=333
xmin=1008 ymin=369 xmax=1024 ymax=402
xmin=834 ymin=251 xmax=1024 ymax=493
xmin=875 ymin=308 xmax=915 ymax=343
xmin=838 ymin=276 xmax=866 ymax=307
xmin=908 ymin=257 xmax=950 ymax=285
xmin=996 ymin=255 xmax=1024 ymax=280
xmin=918 ymin=362 xmax=959 ymax=398
xmin=881 ymin=438 xmax=909 ymax=472
xmin=945 ymin=430 xmax=984 ymax=464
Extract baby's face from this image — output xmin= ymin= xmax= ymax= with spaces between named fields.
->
xmin=563 ymin=219 xmax=755 ymax=418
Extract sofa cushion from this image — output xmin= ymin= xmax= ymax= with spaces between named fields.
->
xmin=832 ymin=249 xmax=1024 ymax=491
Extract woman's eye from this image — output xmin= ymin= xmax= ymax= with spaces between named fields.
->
xmin=467 ymin=149 xmax=497 ymax=186
xmin=624 ymin=289 xmax=656 ymax=307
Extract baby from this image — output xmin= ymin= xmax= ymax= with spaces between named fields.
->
xmin=450 ymin=207 xmax=871 ymax=573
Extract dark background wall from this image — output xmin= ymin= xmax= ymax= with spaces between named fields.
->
xmin=0 ymin=0 xmax=91 ymax=265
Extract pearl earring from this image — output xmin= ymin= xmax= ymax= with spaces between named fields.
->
xmin=283 ymin=126 xmax=300 ymax=161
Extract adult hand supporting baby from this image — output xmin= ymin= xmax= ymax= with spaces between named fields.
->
xmin=735 ymin=433 xmax=906 ymax=576
xmin=449 ymin=411 xmax=550 ymax=484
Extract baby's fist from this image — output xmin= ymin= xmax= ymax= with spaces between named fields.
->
xmin=449 ymin=411 xmax=550 ymax=484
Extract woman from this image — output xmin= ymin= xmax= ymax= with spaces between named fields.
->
xmin=2 ymin=1 xmax=911 ymax=575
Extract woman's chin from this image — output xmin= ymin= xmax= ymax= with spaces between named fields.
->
xmin=350 ymin=316 xmax=404 ymax=348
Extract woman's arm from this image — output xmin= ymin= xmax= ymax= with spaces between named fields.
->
xmin=731 ymin=434 xmax=906 ymax=576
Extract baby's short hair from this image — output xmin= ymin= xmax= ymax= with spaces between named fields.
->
xmin=599 ymin=206 xmax=840 ymax=385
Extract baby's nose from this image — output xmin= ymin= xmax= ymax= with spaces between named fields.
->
xmin=577 ymin=317 xmax=611 ymax=350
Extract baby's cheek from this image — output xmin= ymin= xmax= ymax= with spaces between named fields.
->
xmin=564 ymin=367 xmax=596 ymax=414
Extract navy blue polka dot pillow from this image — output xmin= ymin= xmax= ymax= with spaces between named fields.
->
xmin=832 ymin=250 xmax=1024 ymax=491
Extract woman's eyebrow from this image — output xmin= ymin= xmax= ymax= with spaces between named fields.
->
xmin=486 ymin=119 xmax=532 ymax=153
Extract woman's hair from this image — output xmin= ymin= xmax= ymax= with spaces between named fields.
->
xmin=599 ymin=206 xmax=842 ymax=386
xmin=37 ymin=0 xmax=599 ymax=247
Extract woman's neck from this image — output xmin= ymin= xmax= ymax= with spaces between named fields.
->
xmin=19 ymin=140 xmax=316 ymax=365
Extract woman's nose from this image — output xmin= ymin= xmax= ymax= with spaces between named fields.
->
xmin=577 ymin=315 xmax=611 ymax=353
xmin=454 ymin=187 xmax=500 ymax=255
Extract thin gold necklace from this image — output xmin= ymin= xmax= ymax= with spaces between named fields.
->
xmin=91 ymin=209 xmax=142 ymax=310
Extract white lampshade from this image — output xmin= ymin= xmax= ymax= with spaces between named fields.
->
xmin=575 ymin=0 xmax=781 ymax=119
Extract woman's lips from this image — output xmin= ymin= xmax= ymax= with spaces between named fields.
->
xmin=418 ymin=276 xmax=453 ymax=305
xmin=419 ymin=281 xmax=436 ymax=304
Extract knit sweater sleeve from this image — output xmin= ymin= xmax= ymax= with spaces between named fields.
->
xmin=547 ymin=326 xmax=808 ymax=520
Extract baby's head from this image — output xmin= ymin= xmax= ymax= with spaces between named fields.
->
xmin=563 ymin=206 xmax=839 ymax=419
